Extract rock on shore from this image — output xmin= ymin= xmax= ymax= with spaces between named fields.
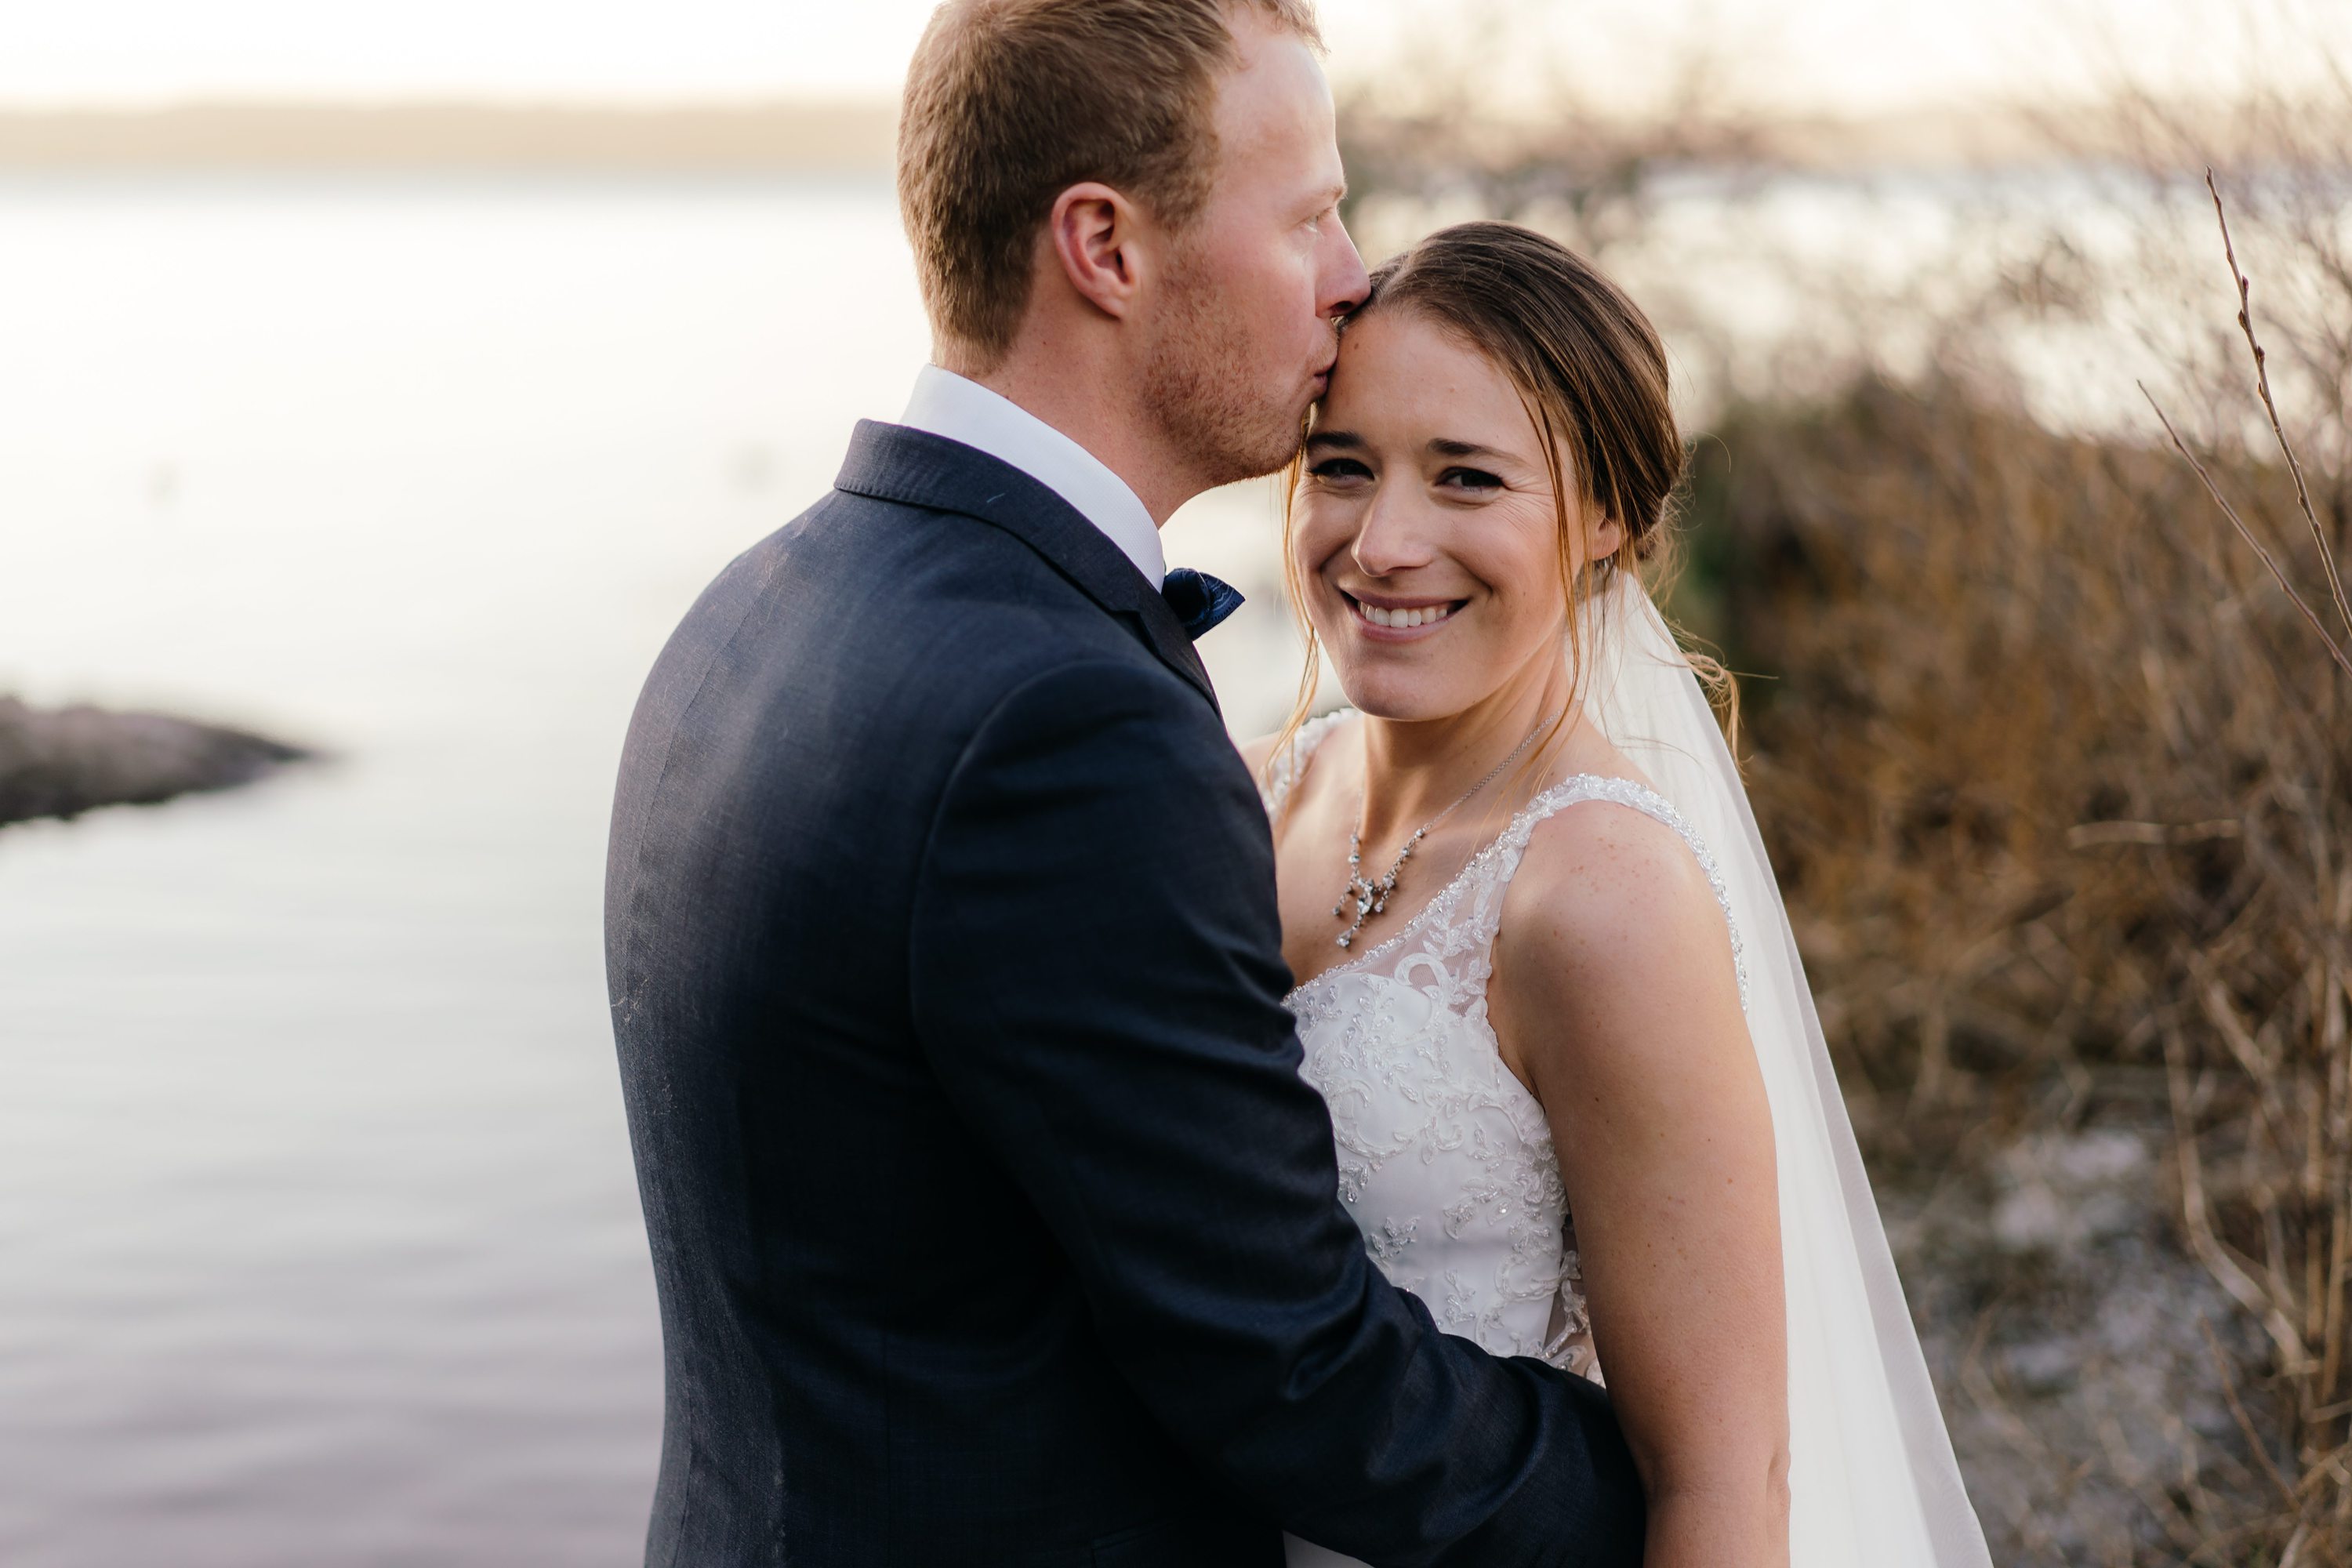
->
xmin=0 ymin=695 xmax=311 ymax=828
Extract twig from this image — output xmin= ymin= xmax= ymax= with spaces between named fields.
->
xmin=2067 ymin=818 xmax=2242 ymax=848
xmin=2205 ymin=168 xmax=2352 ymax=640
xmin=2140 ymin=382 xmax=2352 ymax=680
xmin=2203 ymin=1312 xmax=2301 ymax=1510
xmin=2168 ymin=1023 xmax=2316 ymax=1374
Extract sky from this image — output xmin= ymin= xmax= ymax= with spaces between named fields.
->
xmin=0 ymin=0 xmax=2325 ymax=117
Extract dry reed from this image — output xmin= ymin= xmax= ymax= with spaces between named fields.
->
xmin=1689 ymin=178 xmax=2349 ymax=1566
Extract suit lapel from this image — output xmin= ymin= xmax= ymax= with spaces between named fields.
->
xmin=833 ymin=421 xmax=1218 ymax=712
xmin=1122 ymin=592 xmax=1219 ymax=713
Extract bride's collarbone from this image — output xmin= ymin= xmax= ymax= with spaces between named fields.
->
xmin=1270 ymin=714 xmax=1653 ymax=985
xmin=1276 ymin=817 xmax=1493 ymax=991
xmin=1272 ymin=774 xmax=1553 ymax=991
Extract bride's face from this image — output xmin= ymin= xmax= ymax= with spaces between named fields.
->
xmin=1294 ymin=308 xmax=1623 ymax=722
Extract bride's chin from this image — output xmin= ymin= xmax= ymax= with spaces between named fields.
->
xmin=1329 ymin=670 xmax=1461 ymax=725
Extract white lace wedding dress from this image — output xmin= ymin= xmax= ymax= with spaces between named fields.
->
xmin=1264 ymin=710 xmax=1747 ymax=1568
xmin=1260 ymin=576 xmax=1991 ymax=1568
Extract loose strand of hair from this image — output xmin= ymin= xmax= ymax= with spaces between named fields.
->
xmin=1264 ymin=452 xmax=1327 ymax=825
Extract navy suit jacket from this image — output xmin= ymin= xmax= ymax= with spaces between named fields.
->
xmin=604 ymin=422 xmax=1646 ymax=1566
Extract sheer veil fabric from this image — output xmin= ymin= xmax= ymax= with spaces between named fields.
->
xmin=1584 ymin=572 xmax=1991 ymax=1566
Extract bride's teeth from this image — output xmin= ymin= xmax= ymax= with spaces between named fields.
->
xmin=1354 ymin=599 xmax=1459 ymax=629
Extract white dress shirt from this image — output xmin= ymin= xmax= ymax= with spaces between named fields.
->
xmin=898 ymin=365 xmax=1167 ymax=590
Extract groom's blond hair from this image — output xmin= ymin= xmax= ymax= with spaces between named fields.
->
xmin=898 ymin=0 xmax=1322 ymax=368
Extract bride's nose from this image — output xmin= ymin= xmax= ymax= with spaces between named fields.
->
xmin=1349 ymin=493 xmax=1438 ymax=579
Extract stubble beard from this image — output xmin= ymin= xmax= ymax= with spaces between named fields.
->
xmin=1142 ymin=257 xmax=1316 ymax=492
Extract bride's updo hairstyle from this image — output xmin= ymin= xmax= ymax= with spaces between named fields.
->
xmin=1274 ymin=220 xmax=1718 ymax=773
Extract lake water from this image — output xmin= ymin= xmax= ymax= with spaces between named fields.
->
xmin=0 ymin=174 xmax=1308 ymax=1568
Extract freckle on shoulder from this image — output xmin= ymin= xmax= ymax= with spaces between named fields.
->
xmin=1506 ymin=793 xmax=1722 ymax=946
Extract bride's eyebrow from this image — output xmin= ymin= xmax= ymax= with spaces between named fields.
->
xmin=1304 ymin=430 xmax=1364 ymax=453
xmin=1428 ymin=438 xmax=1506 ymax=460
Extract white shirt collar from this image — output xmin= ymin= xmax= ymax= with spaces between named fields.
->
xmin=898 ymin=365 xmax=1167 ymax=590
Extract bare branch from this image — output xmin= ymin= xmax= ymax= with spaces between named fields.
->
xmin=2140 ymin=380 xmax=2352 ymax=681
xmin=2205 ymin=168 xmax=2352 ymax=638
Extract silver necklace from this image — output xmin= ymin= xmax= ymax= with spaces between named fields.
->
xmin=1332 ymin=710 xmax=1563 ymax=949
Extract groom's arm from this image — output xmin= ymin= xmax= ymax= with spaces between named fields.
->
xmin=909 ymin=659 xmax=1646 ymax=1568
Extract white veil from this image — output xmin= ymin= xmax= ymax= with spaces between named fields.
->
xmin=1584 ymin=570 xmax=1991 ymax=1566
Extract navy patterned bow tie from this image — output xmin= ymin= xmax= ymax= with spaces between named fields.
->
xmin=1161 ymin=568 xmax=1246 ymax=641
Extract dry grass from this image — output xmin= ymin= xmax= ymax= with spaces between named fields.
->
xmin=1682 ymin=183 xmax=2350 ymax=1567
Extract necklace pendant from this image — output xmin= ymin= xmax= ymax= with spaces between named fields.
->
xmin=1325 ymin=704 xmax=1563 ymax=958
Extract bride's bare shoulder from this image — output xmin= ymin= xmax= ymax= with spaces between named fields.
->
xmin=1236 ymin=732 xmax=1284 ymax=776
xmin=1491 ymin=792 xmax=1744 ymax=1060
xmin=1512 ymin=792 xmax=1722 ymax=935
xmin=1236 ymin=710 xmax=1357 ymax=789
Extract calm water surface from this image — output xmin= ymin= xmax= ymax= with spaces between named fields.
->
xmin=0 ymin=174 xmax=1301 ymax=1568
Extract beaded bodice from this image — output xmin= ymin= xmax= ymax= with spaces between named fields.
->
xmin=1263 ymin=711 xmax=1749 ymax=1386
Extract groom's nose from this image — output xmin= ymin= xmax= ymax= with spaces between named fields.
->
xmin=1320 ymin=215 xmax=1371 ymax=321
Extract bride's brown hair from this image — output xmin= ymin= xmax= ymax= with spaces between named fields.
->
xmin=1265 ymin=220 xmax=1730 ymax=790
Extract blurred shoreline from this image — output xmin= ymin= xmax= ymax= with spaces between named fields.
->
xmin=0 ymin=100 xmax=898 ymax=174
xmin=2 ymin=94 xmax=2338 ymax=177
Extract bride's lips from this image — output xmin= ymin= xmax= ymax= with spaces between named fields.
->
xmin=1341 ymin=590 xmax=1468 ymax=641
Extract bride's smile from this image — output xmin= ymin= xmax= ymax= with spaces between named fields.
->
xmin=1338 ymin=592 xmax=1462 ymax=633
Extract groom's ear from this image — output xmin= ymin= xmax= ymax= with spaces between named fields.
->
xmin=1044 ymin=181 xmax=1149 ymax=322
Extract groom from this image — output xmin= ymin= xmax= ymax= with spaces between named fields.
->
xmin=605 ymin=2 xmax=1646 ymax=1563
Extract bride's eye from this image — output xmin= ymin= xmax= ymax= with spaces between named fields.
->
xmin=1437 ymin=466 xmax=1504 ymax=494
xmin=1308 ymin=457 xmax=1374 ymax=485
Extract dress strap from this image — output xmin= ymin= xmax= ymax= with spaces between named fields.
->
xmin=1258 ymin=709 xmax=1354 ymax=819
xmin=1470 ymin=775 xmax=1751 ymax=1011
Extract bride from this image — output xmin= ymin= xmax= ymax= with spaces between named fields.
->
xmin=1243 ymin=222 xmax=1991 ymax=1566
